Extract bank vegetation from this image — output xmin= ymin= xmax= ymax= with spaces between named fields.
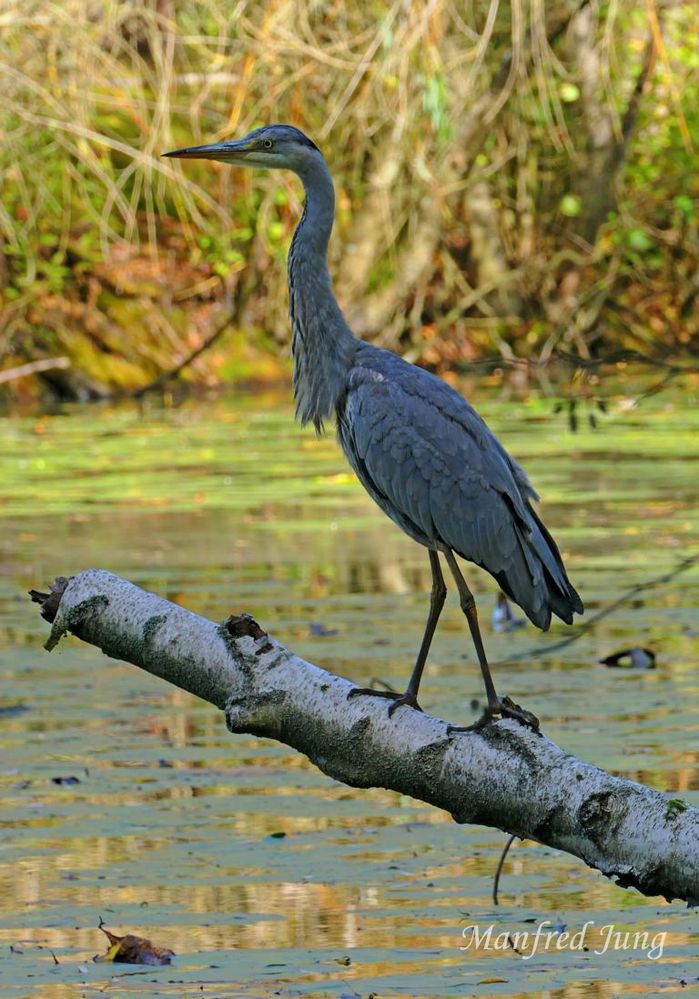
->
xmin=1 ymin=0 xmax=697 ymax=401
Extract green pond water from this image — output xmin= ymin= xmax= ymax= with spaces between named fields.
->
xmin=0 ymin=381 xmax=697 ymax=998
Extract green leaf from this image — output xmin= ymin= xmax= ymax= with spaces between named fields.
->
xmin=559 ymin=83 xmax=580 ymax=103
xmin=673 ymin=195 xmax=695 ymax=220
xmin=559 ymin=194 xmax=581 ymax=217
xmin=626 ymin=228 xmax=653 ymax=251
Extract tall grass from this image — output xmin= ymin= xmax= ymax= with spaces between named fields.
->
xmin=0 ymin=1 xmax=697 ymax=396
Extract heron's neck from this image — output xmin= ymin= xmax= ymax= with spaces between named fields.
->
xmin=288 ymin=157 xmax=355 ymax=431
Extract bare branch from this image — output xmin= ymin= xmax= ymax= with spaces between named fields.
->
xmin=0 ymin=357 xmax=70 ymax=385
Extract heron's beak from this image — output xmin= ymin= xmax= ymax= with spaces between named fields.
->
xmin=162 ymin=139 xmax=251 ymax=161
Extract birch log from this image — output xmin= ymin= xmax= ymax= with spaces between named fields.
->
xmin=31 ymin=569 xmax=698 ymax=906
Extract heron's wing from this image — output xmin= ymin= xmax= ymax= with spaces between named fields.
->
xmin=342 ymin=360 xmax=524 ymax=567
xmin=340 ymin=347 xmax=581 ymax=627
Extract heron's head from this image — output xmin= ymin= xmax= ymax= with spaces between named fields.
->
xmin=163 ymin=124 xmax=323 ymax=174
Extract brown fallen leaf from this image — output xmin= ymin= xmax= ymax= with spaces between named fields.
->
xmin=94 ymin=922 xmax=174 ymax=965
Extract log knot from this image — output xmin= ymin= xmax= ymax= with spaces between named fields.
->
xmin=225 ymin=688 xmax=288 ymax=737
xmin=578 ymin=790 xmax=624 ymax=847
xmin=29 ymin=576 xmax=73 ymax=623
xmin=224 ymin=613 xmax=273 ymax=654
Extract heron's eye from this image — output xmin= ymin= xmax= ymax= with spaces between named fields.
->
xmin=263 ymin=139 xmax=273 ymax=148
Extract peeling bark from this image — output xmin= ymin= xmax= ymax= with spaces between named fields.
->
xmin=31 ymin=569 xmax=699 ymax=906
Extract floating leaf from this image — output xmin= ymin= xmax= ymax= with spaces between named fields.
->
xmin=94 ymin=923 xmax=174 ymax=965
xmin=310 ymin=621 xmax=339 ymax=637
xmin=599 ymin=647 xmax=656 ymax=669
xmin=0 ymin=704 xmax=30 ymax=717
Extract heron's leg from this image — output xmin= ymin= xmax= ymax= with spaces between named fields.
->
xmin=348 ymin=549 xmax=447 ymax=715
xmin=390 ymin=549 xmax=447 ymax=712
xmin=443 ymin=550 xmax=540 ymax=734
xmin=443 ymin=550 xmax=498 ymax=708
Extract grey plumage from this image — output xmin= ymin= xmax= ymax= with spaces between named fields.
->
xmin=165 ymin=123 xmax=583 ymax=728
xmin=337 ymin=344 xmax=581 ymax=631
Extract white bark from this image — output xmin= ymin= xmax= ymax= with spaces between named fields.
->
xmin=34 ymin=569 xmax=698 ymax=906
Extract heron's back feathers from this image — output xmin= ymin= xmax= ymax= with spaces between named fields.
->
xmin=337 ymin=343 xmax=583 ymax=630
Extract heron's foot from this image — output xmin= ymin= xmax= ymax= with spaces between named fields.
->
xmin=448 ymin=696 xmax=540 ymax=735
xmin=347 ymin=686 xmax=423 ymax=717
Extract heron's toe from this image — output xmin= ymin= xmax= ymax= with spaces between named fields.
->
xmin=498 ymin=696 xmax=541 ymax=733
xmin=347 ymin=686 xmax=396 ymax=702
xmin=386 ymin=692 xmax=423 ymax=717
xmin=347 ymin=686 xmax=423 ymax=717
xmin=448 ymin=696 xmax=541 ymax=735
xmin=447 ymin=712 xmax=493 ymax=735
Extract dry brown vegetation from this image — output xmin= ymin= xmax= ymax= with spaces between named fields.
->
xmin=0 ymin=0 xmax=697 ymax=400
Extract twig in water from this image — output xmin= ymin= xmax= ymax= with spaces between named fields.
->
xmin=493 ymin=834 xmax=517 ymax=906
xmin=496 ymin=553 xmax=698 ymax=665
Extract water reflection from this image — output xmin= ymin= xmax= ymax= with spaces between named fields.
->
xmin=0 ymin=386 xmax=697 ymax=995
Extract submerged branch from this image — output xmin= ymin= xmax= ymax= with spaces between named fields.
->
xmin=496 ymin=553 xmax=698 ymax=665
xmin=453 ymin=346 xmax=699 ymax=380
xmin=31 ymin=570 xmax=699 ymax=907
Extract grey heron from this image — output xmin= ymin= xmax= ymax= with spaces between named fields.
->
xmin=164 ymin=124 xmax=583 ymax=730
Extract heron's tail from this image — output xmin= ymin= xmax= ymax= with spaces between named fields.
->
xmin=495 ymin=504 xmax=584 ymax=631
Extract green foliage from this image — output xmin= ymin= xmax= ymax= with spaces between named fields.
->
xmin=420 ymin=70 xmax=452 ymax=143
xmin=665 ymin=798 xmax=689 ymax=820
